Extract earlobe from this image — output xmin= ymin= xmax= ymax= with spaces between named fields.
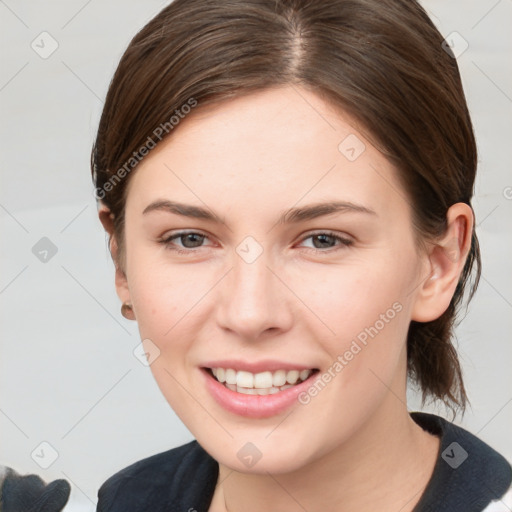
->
xmin=411 ymin=203 xmax=473 ymax=323
xmin=112 ymin=237 xmax=135 ymax=319
xmin=121 ymin=301 xmax=135 ymax=320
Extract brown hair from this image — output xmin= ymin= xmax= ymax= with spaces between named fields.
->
xmin=91 ymin=0 xmax=481 ymax=413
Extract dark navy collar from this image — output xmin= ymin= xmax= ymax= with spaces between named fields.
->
xmin=411 ymin=411 xmax=511 ymax=511
xmin=96 ymin=412 xmax=512 ymax=511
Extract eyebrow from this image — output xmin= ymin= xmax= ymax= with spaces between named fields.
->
xmin=142 ymin=199 xmax=377 ymax=225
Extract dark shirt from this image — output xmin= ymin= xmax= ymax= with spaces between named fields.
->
xmin=96 ymin=412 xmax=512 ymax=511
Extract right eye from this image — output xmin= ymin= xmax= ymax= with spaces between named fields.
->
xmin=159 ymin=230 xmax=214 ymax=254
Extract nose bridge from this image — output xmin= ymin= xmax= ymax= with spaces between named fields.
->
xmin=234 ymin=247 xmax=271 ymax=291
xmin=217 ymin=240 xmax=287 ymax=337
xmin=231 ymin=245 xmax=275 ymax=310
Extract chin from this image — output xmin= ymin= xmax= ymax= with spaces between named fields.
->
xmin=194 ymin=429 xmax=321 ymax=475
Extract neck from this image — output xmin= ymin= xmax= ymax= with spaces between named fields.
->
xmin=211 ymin=389 xmax=440 ymax=512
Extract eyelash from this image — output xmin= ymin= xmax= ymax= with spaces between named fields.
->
xmin=159 ymin=230 xmax=353 ymax=256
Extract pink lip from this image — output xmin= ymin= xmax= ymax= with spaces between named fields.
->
xmin=201 ymin=359 xmax=316 ymax=373
xmin=200 ymin=367 xmax=318 ymax=419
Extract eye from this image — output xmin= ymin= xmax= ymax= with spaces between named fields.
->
xmin=159 ymin=230 xmax=353 ymax=256
xmin=159 ymin=231 xmax=213 ymax=254
xmin=297 ymin=231 xmax=353 ymax=253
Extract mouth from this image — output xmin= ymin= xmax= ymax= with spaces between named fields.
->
xmin=200 ymin=359 xmax=321 ymax=418
xmin=205 ymin=367 xmax=319 ymax=396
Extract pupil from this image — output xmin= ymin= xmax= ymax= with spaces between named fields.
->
xmin=183 ymin=233 xmax=204 ymax=248
xmin=314 ymin=234 xmax=333 ymax=248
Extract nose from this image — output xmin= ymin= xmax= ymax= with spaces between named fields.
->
xmin=216 ymin=248 xmax=293 ymax=341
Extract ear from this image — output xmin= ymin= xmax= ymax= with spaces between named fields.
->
xmin=411 ymin=202 xmax=474 ymax=322
xmin=97 ymin=203 xmax=135 ymax=320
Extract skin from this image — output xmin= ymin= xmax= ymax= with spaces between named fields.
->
xmin=99 ymin=85 xmax=473 ymax=511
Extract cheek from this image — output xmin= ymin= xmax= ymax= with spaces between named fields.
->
xmin=126 ymin=258 xmax=211 ymax=418
xmin=126 ymin=238 xmax=207 ymax=317
xmin=127 ymin=232 xmax=416 ymax=388
xmin=129 ymin=238 xmax=416 ymax=358
xmin=295 ymin=252 xmax=414 ymax=390
xmin=131 ymin=274 xmax=205 ymax=353
xmin=297 ymin=253 xmax=411 ymax=338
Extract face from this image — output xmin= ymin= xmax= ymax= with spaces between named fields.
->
xmin=117 ymin=86 xmax=428 ymax=474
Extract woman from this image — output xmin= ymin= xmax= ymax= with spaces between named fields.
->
xmin=91 ymin=0 xmax=511 ymax=510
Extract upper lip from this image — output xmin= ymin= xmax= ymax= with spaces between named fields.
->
xmin=201 ymin=359 xmax=318 ymax=373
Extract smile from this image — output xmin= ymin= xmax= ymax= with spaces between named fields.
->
xmin=201 ymin=364 xmax=320 ymax=418
xmin=208 ymin=368 xmax=314 ymax=395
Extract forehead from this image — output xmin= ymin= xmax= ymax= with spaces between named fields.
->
xmin=126 ymin=86 xmax=410 ymax=223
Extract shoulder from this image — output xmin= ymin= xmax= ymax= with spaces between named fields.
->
xmin=96 ymin=440 xmax=218 ymax=512
xmin=411 ymin=412 xmax=512 ymax=512
xmin=482 ymin=486 xmax=512 ymax=511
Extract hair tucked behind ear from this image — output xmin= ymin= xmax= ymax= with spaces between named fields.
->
xmin=408 ymin=230 xmax=481 ymax=416
xmin=91 ymin=0 xmax=481 ymax=415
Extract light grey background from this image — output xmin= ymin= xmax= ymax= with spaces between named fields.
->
xmin=0 ymin=1 xmax=511 ymax=510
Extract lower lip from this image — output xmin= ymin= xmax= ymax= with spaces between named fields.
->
xmin=201 ymin=368 xmax=317 ymax=418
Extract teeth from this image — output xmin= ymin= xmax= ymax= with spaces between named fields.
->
xmin=286 ymin=370 xmax=299 ymax=385
xmin=236 ymin=386 xmax=257 ymax=395
xmin=272 ymin=370 xmax=286 ymax=387
xmin=254 ymin=371 xmax=273 ymax=388
xmin=299 ymin=369 xmax=310 ymax=381
xmin=236 ymin=371 xmax=254 ymax=388
xmin=225 ymin=369 xmax=237 ymax=385
xmin=210 ymin=367 xmax=314 ymax=394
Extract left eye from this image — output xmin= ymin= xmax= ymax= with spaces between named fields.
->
xmin=298 ymin=232 xmax=353 ymax=251
xmin=159 ymin=231 xmax=353 ymax=254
